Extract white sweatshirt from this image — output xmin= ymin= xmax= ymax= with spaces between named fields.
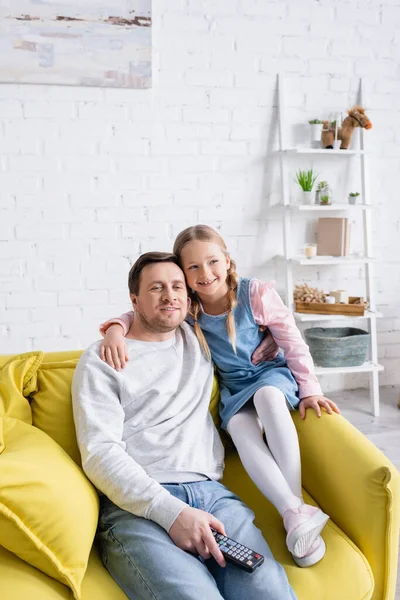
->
xmin=72 ymin=322 xmax=225 ymax=532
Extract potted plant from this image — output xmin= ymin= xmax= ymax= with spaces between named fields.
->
xmin=320 ymin=194 xmax=331 ymax=205
xmin=315 ymin=180 xmax=328 ymax=204
xmin=348 ymin=191 xmax=360 ymax=205
xmin=319 ymin=181 xmax=332 ymax=205
xmin=309 ymin=119 xmax=323 ymax=142
xmin=295 ymin=168 xmax=318 ymax=205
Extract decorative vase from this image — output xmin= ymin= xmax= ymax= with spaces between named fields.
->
xmin=319 ymin=184 xmax=332 ymax=205
xmin=310 ymin=124 xmax=322 ymax=142
xmin=302 ymin=191 xmax=314 ymax=205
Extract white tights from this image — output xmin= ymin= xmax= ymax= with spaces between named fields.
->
xmin=226 ymin=386 xmax=303 ymax=516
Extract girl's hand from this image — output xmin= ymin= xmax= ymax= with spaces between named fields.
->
xmin=299 ymin=395 xmax=340 ymax=420
xmin=99 ymin=324 xmax=128 ymax=371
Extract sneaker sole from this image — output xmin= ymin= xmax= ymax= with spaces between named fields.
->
xmin=293 ymin=537 xmax=326 ymax=568
xmin=286 ymin=510 xmax=329 ymax=558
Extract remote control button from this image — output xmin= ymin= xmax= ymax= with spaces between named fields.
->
xmin=254 ymin=553 xmax=261 ymax=559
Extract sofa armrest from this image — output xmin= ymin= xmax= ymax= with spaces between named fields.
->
xmin=293 ymin=411 xmax=400 ymax=600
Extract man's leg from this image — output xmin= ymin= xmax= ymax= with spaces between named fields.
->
xmin=96 ymin=494 xmax=224 ymax=600
xmin=199 ymin=481 xmax=297 ymax=600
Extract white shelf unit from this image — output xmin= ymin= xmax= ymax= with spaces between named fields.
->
xmin=289 ymin=204 xmax=372 ymax=212
xmin=277 ymin=73 xmax=383 ymax=416
xmin=314 ymin=362 xmax=384 ymax=376
xmin=294 ymin=310 xmax=382 ymax=323
xmin=283 ymin=148 xmax=365 ymax=156
xmin=290 ymin=256 xmax=375 ymax=265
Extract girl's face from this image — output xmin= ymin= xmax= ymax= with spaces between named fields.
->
xmin=179 ymin=240 xmax=230 ymax=300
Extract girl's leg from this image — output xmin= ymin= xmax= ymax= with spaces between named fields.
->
xmin=252 ymin=386 xmax=329 ymax=560
xmin=253 ymin=386 xmax=302 ymax=499
xmin=228 ymin=390 xmax=329 ymax=563
xmin=226 ymin=403 xmax=302 ymax=516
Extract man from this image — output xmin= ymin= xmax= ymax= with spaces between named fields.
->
xmin=72 ymin=252 xmax=297 ymax=600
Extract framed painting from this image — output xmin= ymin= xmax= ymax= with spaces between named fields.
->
xmin=0 ymin=1 xmax=152 ymax=88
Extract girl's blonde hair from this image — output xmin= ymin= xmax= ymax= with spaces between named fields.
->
xmin=173 ymin=225 xmax=238 ymax=360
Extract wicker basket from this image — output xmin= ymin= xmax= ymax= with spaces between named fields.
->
xmin=304 ymin=327 xmax=370 ymax=368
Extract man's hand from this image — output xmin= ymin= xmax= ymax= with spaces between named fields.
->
xmin=100 ymin=324 xmax=128 ymax=371
xmin=299 ymin=395 xmax=340 ymax=420
xmin=169 ymin=506 xmax=227 ymax=567
xmin=251 ymin=328 xmax=280 ymax=365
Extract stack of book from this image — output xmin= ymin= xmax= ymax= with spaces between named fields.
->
xmin=317 ymin=217 xmax=351 ymax=256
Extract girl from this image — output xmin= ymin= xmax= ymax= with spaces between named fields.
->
xmin=99 ymin=225 xmax=339 ymax=568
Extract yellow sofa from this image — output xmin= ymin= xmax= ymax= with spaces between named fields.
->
xmin=0 ymin=350 xmax=399 ymax=600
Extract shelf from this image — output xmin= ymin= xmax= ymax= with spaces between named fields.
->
xmin=314 ymin=361 xmax=384 ymax=376
xmin=290 ymin=256 xmax=374 ymax=265
xmin=283 ymin=148 xmax=364 ymax=156
xmin=278 ymin=74 xmax=381 ymax=416
xmin=294 ymin=310 xmax=382 ymax=322
xmin=288 ymin=204 xmax=371 ymax=211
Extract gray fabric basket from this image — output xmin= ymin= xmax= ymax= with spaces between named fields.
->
xmin=304 ymin=327 xmax=370 ymax=367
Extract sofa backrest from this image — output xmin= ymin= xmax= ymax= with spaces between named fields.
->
xmin=0 ymin=350 xmax=222 ymax=466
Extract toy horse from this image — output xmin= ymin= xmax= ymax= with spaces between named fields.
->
xmin=321 ymin=106 xmax=372 ymax=149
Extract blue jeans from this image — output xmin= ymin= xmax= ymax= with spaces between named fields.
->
xmin=96 ymin=480 xmax=297 ymax=600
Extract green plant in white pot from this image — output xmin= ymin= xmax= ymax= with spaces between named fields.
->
xmin=295 ymin=168 xmax=318 ymax=205
xmin=348 ymin=191 xmax=360 ymax=205
xmin=309 ymin=119 xmax=323 ymax=143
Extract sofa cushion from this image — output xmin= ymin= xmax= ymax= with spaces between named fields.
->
xmin=30 ymin=359 xmax=82 ymax=466
xmin=0 ymin=543 xmax=129 ymax=600
xmin=209 ymin=368 xmax=221 ymax=427
xmin=222 ymin=453 xmax=374 ymax=600
xmin=0 ymin=351 xmax=43 ymax=423
xmin=0 ymin=416 xmax=99 ymax=600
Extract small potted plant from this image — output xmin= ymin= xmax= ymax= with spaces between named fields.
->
xmin=348 ymin=191 xmax=360 ymax=205
xmin=319 ymin=181 xmax=332 ymax=205
xmin=315 ymin=180 xmax=328 ymax=204
xmin=308 ymin=119 xmax=323 ymax=142
xmin=295 ymin=168 xmax=318 ymax=205
xmin=320 ymin=194 xmax=331 ymax=205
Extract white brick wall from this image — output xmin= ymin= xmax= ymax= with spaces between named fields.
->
xmin=1 ymin=0 xmax=400 ymax=391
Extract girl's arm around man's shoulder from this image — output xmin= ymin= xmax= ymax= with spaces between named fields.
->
xmin=98 ymin=312 xmax=134 ymax=371
xmin=99 ymin=311 xmax=134 ymax=337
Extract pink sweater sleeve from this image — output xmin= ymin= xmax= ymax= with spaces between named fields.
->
xmin=250 ymin=279 xmax=322 ymax=399
xmin=99 ymin=312 xmax=134 ymax=337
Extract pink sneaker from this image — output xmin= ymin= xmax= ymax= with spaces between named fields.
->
xmin=292 ymin=536 xmax=326 ymax=568
xmin=283 ymin=504 xmax=329 ymax=558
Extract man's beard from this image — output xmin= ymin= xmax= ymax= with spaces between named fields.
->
xmin=135 ymin=310 xmax=182 ymax=334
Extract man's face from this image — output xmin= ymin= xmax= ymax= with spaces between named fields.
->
xmin=131 ymin=262 xmax=189 ymax=334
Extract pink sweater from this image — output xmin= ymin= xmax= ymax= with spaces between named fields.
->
xmin=100 ymin=279 xmax=322 ymax=400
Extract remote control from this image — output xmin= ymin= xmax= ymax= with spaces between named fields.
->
xmin=211 ymin=529 xmax=264 ymax=573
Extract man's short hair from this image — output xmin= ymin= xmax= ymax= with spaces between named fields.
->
xmin=128 ymin=252 xmax=181 ymax=295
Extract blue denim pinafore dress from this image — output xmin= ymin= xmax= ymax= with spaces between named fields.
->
xmin=188 ymin=277 xmax=299 ymax=430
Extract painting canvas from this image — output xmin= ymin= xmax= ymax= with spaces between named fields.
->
xmin=0 ymin=1 xmax=152 ymax=88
